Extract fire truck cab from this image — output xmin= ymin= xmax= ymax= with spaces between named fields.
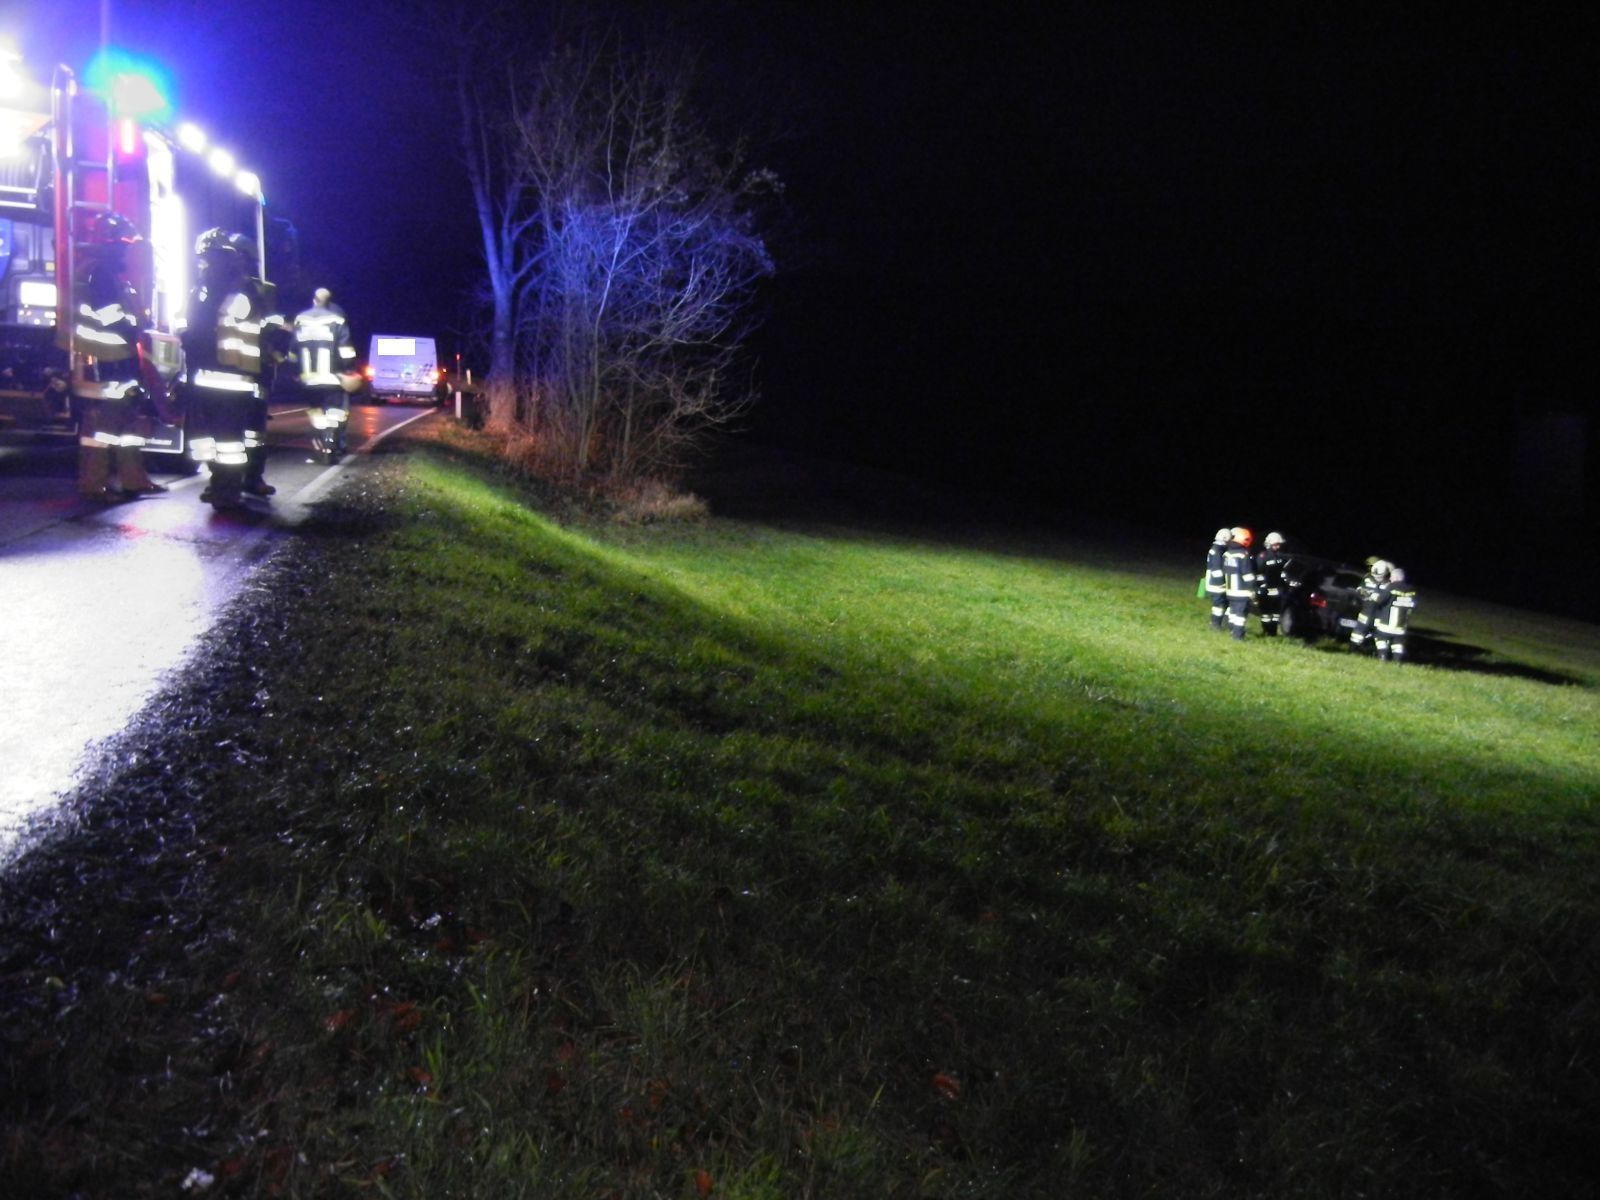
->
xmin=0 ymin=51 xmax=274 ymax=455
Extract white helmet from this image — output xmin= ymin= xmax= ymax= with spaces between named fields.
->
xmin=1371 ymin=559 xmax=1392 ymax=579
xmin=1215 ymin=527 xmax=1232 ymax=543
xmin=1264 ymin=531 xmax=1285 ymax=548
xmin=1390 ymin=567 xmax=1406 ymax=583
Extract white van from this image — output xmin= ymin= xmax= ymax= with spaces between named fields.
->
xmin=366 ymin=334 xmax=439 ymax=403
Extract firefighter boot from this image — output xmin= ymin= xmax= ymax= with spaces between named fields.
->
xmin=244 ymin=449 xmax=276 ymax=496
xmin=202 ymin=464 xmax=245 ymax=509
xmin=78 ymin=443 xmax=119 ymax=501
xmin=114 ymin=445 xmax=166 ymax=495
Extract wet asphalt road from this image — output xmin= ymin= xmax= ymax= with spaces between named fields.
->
xmin=0 ymin=402 xmax=438 ymax=861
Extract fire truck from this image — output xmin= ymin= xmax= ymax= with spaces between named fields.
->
xmin=0 ymin=50 xmax=282 ymax=456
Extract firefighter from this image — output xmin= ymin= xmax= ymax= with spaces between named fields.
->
xmin=1223 ymin=527 xmax=1257 ymax=640
xmin=1349 ymin=558 xmax=1391 ymax=651
xmin=235 ymin=236 xmax=287 ymax=497
xmin=72 ymin=216 xmax=166 ymax=501
xmin=1255 ymin=531 xmax=1290 ymax=635
xmin=1205 ymin=527 xmax=1230 ymax=631
xmin=292 ymin=287 xmax=357 ymax=461
xmin=182 ymin=228 xmax=264 ymax=509
xmin=1372 ymin=567 xmax=1418 ymax=664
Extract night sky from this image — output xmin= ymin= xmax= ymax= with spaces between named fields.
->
xmin=19 ymin=2 xmax=1599 ymax=615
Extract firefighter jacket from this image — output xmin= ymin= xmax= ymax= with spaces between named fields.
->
xmin=1205 ymin=540 xmax=1227 ymax=595
xmin=1354 ymin=571 xmax=1384 ymax=624
xmin=1255 ymin=546 xmax=1290 ymax=598
xmin=1373 ymin=579 xmax=1418 ymax=636
xmin=1223 ymin=544 xmax=1257 ymax=598
xmin=73 ymin=269 xmax=139 ymax=362
xmin=182 ymin=282 xmax=262 ymax=400
xmin=73 ymin=265 xmax=152 ymax=402
xmin=293 ymin=302 xmax=356 ymax=387
xmin=217 ymin=282 xmax=273 ymax=377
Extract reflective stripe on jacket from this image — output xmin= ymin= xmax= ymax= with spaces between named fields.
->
xmin=1255 ymin=549 xmax=1289 ymax=596
xmin=1373 ymin=585 xmax=1417 ymax=635
xmin=217 ymin=291 xmax=264 ymax=374
xmin=1223 ymin=546 xmax=1257 ymax=598
xmin=1205 ymin=542 xmax=1226 ymax=593
xmin=293 ymin=304 xmax=355 ymax=387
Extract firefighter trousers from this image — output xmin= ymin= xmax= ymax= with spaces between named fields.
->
xmin=78 ymin=397 xmax=158 ymax=497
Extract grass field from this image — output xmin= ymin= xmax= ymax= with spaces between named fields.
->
xmin=3 ymin=427 xmax=1597 ymax=1198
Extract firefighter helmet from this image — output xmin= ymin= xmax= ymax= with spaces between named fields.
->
xmin=1371 ymin=559 xmax=1392 ymax=579
xmin=1231 ymin=527 xmax=1254 ymax=547
xmin=1390 ymin=567 xmax=1407 ymax=584
xmin=226 ymin=232 xmax=258 ymax=266
xmin=1264 ymin=531 xmax=1285 ymax=548
xmin=86 ymin=212 xmax=143 ymax=244
xmin=194 ymin=227 xmax=235 ymax=257
xmin=1215 ymin=527 xmax=1232 ymax=543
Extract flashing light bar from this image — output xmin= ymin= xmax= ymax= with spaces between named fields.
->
xmin=108 ymin=72 xmax=169 ymax=121
xmin=207 ymin=146 xmax=235 ymax=177
xmin=85 ymin=48 xmax=173 ymax=122
xmin=177 ymin=122 xmax=206 ymax=153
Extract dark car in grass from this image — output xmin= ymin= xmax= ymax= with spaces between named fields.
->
xmin=1278 ymin=556 xmax=1367 ymax=640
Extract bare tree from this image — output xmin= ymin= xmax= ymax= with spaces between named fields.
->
xmin=509 ymin=37 xmax=777 ymax=482
xmin=443 ymin=1 xmax=547 ymax=433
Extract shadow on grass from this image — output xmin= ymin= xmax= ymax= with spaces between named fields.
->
xmin=1411 ymin=629 xmax=1582 ymax=685
xmin=1300 ymin=629 xmax=1582 ymax=685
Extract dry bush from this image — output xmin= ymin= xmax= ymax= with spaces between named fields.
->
xmin=605 ymin=477 xmax=710 ymax=525
xmin=493 ymin=425 xmax=707 ymax=523
xmin=502 ymin=432 xmax=548 ymax=477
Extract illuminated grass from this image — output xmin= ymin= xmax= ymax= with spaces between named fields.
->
xmin=3 ymin=432 xmax=1596 ymax=1198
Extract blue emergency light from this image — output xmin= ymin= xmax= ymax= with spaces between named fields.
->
xmin=84 ymin=48 xmax=173 ymax=123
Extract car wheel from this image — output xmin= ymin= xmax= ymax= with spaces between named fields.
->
xmin=1280 ymin=604 xmax=1303 ymax=639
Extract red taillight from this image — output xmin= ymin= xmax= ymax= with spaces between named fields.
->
xmin=1309 ymin=593 xmax=1327 ymax=609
